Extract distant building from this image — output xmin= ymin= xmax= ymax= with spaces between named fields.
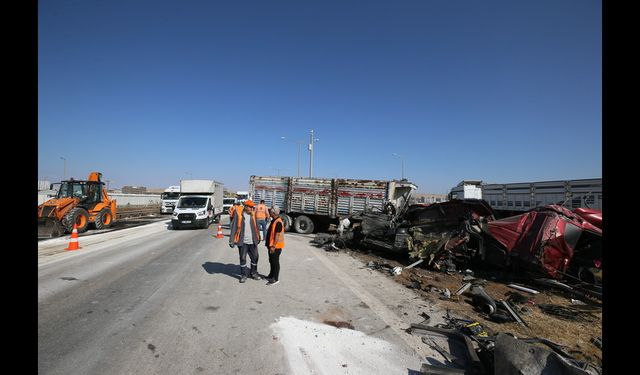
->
xmin=449 ymin=180 xmax=483 ymax=200
xmin=38 ymin=180 xmax=51 ymax=191
xmin=411 ymin=193 xmax=448 ymax=204
xmin=121 ymin=186 xmax=148 ymax=194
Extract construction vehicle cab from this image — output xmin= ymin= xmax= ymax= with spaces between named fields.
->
xmin=38 ymin=172 xmax=117 ymax=237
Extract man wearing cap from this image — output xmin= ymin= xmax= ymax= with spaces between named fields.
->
xmin=265 ymin=206 xmax=285 ymax=285
xmin=229 ymin=199 xmax=261 ymax=283
xmin=254 ymin=199 xmax=269 ymax=241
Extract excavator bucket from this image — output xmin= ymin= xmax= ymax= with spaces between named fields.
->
xmin=38 ymin=217 xmax=64 ymax=238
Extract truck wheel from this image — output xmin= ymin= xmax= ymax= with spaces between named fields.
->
xmin=63 ymin=207 xmax=90 ymax=233
xmin=280 ymin=214 xmax=291 ymax=232
xmin=95 ymin=208 xmax=113 ymax=230
xmin=294 ymin=215 xmax=314 ymax=234
xmin=202 ymin=218 xmax=210 ymax=229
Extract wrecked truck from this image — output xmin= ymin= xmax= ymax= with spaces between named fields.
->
xmin=331 ymin=199 xmax=602 ymax=285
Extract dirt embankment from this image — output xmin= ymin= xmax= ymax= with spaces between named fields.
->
xmin=347 ymin=251 xmax=602 ymax=367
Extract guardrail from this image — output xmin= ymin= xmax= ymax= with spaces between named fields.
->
xmin=116 ymin=205 xmax=161 ymax=219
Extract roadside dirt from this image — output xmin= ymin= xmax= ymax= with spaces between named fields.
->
xmin=345 ymin=250 xmax=602 ymax=367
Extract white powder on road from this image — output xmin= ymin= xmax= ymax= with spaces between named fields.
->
xmin=271 ymin=316 xmax=421 ymax=375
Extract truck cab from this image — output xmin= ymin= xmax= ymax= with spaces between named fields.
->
xmin=171 ymin=195 xmax=216 ymax=229
xmin=223 ymin=197 xmax=237 ymax=214
xmin=236 ymin=191 xmax=250 ymax=203
xmin=161 ymin=185 xmax=181 ymax=214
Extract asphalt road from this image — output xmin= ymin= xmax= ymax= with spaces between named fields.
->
xmin=39 ymin=217 xmax=441 ymax=374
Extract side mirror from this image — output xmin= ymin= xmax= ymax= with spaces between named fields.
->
xmin=49 ymin=184 xmax=54 ymax=190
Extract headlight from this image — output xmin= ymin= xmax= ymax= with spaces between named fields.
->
xmin=172 ymin=212 xmax=178 ymax=216
xmin=197 ymin=210 xmax=206 ymax=216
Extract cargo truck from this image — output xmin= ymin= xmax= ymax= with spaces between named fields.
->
xmin=160 ymin=185 xmax=181 ymax=214
xmin=250 ymin=176 xmax=417 ymax=234
xmin=171 ymin=180 xmax=224 ymax=229
xmin=449 ymin=178 xmax=602 ymax=215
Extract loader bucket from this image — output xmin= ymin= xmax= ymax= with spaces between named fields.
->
xmin=38 ymin=217 xmax=64 ymax=238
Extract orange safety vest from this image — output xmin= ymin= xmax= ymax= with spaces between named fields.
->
xmin=229 ymin=205 xmax=236 ymax=218
xmin=233 ymin=210 xmax=258 ymax=243
xmin=267 ymin=217 xmax=285 ymax=249
xmin=255 ymin=204 xmax=268 ymax=220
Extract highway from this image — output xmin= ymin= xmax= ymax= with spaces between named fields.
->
xmin=38 ymin=216 xmax=441 ymax=374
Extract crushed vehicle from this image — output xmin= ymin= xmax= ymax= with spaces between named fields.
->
xmin=326 ymin=199 xmax=602 ymax=289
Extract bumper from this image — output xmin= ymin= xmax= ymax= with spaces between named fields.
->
xmin=172 ymin=218 xmax=208 ymax=228
xmin=162 ymin=207 xmax=175 ymax=214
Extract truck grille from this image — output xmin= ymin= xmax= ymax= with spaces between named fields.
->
xmin=178 ymin=213 xmax=196 ymax=220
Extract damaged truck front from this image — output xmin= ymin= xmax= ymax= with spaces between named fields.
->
xmin=337 ymin=199 xmax=602 ymax=286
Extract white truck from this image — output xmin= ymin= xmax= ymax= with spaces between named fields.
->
xmin=160 ymin=185 xmax=181 ymax=214
xmin=250 ymin=176 xmax=417 ymax=234
xmin=236 ymin=191 xmax=250 ymax=202
xmin=171 ymin=180 xmax=224 ymax=229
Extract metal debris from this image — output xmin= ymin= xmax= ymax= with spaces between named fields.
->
xmin=507 ymin=284 xmax=539 ymax=295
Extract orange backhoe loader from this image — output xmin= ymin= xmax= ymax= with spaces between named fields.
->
xmin=38 ymin=172 xmax=117 ymax=237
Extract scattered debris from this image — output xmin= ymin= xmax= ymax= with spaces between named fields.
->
xmin=538 ymin=304 xmax=598 ymax=322
xmin=590 ymin=336 xmax=602 ymax=349
xmin=408 ymin=313 xmax=601 ymax=375
xmin=454 ymin=282 xmax=472 ymax=296
xmin=506 ymin=284 xmax=539 ymax=295
xmin=500 ymin=300 xmax=528 ymax=327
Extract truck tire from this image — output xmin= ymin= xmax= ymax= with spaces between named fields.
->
xmin=202 ymin=218 xmax=210 ymax=229
xmin=94 ymin=208 xmax=114 ymax=230
xmin=294 ymin=215 xmax=314 ymax=234
xmin=63 ymin=207 xmax=90 ymax=233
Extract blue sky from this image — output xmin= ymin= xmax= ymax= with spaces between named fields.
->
xmin=38 ymin=0 xmax=601 ymax=194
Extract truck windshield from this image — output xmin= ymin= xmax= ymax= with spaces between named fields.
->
xmin=162 ymin=192 xmax=181 ymax=200
xmin=223 ymin=198 xmax=236 ymax=204
xmin=178 ymin=197 xmax=207 ymax=208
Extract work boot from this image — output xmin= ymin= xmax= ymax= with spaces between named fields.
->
xmin=239 ymin=276 xmax=247 ymax=283
xmin=266 ymin=280 xmax=279 ymax=286
xmin=251 ymin=274 xmax=261 ymax=280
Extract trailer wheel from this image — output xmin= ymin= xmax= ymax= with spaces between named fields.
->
xmin=63 ymin=207 xmax=90 ymax=233
xmin=94 ymin=208 xmax=113 ymax=230
xmin=294 ymin=215 xmax=314 ymax=234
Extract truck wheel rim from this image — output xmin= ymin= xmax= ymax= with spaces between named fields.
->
xmin=77 ymin=215 xmax=87 ymax=227
xmin=103 ymin=213 xmax=112 ymax=225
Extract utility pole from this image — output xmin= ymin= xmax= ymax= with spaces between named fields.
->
xmin=308 ymin=130 xmax=319 ymax=178
xmin=60 ymin=156 xmax=66 ymax=180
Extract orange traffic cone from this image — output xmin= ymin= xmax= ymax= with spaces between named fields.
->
xmin=216 ymin=223 xmax=224 ymax=239
xmin=65 ymin=223 xmax=81 ymax=250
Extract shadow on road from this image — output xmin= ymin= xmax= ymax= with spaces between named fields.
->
xmin=202 ymin=262 xmax=241 ymax=280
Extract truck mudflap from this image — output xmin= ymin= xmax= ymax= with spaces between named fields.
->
xmin=38 ymin=217 xmax=64 ymax=238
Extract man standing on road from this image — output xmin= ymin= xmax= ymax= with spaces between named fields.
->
xmin=229 ymin=200 xmax=261 ymax=283
xmin=255 ymin=199 xmax=269 ymax=241
xmin=265 ymin=206 xmax=285 ymax=286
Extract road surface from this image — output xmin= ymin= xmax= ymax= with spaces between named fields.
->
xmin=39 ymin=217 xmax=442 ymax=374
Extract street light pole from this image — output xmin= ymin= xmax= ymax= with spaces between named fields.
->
xmin=281 ymin=136 xmax=304 ymax=177
xmin=60 ymin=156 xmax=66 ymax=180
xmin=308 ymin=130 xmax=319 ymax=178
xmin=392 ymin=153 xmax=405 ymax=180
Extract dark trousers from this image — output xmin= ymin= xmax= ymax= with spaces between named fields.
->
xmin=267 ymin=248 xmax=282 ymax=281
xmin=238 ymin=243 xmax=259 ymax=277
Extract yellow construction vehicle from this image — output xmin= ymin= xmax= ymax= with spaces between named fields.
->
xmin=38 ymin=172 xmax=117 ymax=237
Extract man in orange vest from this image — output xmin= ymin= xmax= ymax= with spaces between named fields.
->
xmin=229 ymin=200 xmax=261 ymax=283
xmin=255 ymin=199 xmax=269 ymax=241
xmin=228 ymin=201 xmax=239 ymax=223
xmin=265 ymin=206 xmax=285 ymax=285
